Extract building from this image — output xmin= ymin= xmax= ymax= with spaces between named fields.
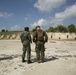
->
xmin=47 ymin=32 xmax=76 ymax=40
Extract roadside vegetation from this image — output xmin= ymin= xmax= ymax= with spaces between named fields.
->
xmin=46 ymin=24 xmax=76 ymax=33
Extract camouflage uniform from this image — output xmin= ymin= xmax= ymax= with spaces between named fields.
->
xmin=20 ymin=31 xmax=32 ymax=62
xmin=33 ymin=30 xmax=48 ymax=62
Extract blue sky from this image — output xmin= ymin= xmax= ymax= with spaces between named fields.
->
xmin=0 ymin=0 xmax=76 ymax=30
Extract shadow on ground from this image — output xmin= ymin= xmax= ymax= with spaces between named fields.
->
xmin=0 ymin=56 xmax=13 ymax=61
xmin=45 ymin=57 xmax=59 ymax=62
xmin=32 ymin=57 xmax=59 ymax=63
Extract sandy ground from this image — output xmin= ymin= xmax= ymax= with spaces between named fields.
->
xmin=0 ymin=40 xmax=76 ymax=75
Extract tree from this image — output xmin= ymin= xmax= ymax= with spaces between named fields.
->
xmin=32 ymin=28 xmax=36 ymax=32
xmin=6 ymin=30 xmax=8 ymax=32
xmin=46 ymin=27 xmax=57 ymax=32
xmin=68 ymin=24 xmax=76 ymax=33
xmin=1 ymin=29 xmax=6 ymax=32
xmin=56 ymin=25 xmax=68 ymax=32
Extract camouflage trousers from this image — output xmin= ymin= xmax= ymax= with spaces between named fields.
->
xmin=22 ymin=44 xmax=31 ymax=61
xmin=35 ymin=41 xmax=45 ymax=62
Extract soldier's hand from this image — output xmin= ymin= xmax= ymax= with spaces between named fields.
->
xmin=43 ymin=41 xmax=45 ymax=44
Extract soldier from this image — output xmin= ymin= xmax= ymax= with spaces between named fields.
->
xmin=20 ymin=27 xmax=32 ymax=64
xmin=33 ymin=26 xmax=48 ymax=63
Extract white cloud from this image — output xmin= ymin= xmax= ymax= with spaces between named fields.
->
xmin=34 ymin=0 xmax=66 ymax=12
xmin=31 ymin=17 xmax=64 ymax=27
xmin=11 ymin=25 xmax=20 ymax=31
xmin=0 ymin=11 xmax=13 ymax=18
xmin=27 ymin=14 xmax=32 ymax=17
xmin=31 ymin=18 xmax=47 ymax=26
xmin=49 ymin=18 xmax=64 ymax=27
xmin=55 ymin=3 xmax=76 ymax=19
xmin=25 ymin=14 xmax=32 ymax=21
xmin=50 ymin=3 xmax=76 ymax=26
xmin=25 ymin=18 xmax=28 ymax=21
xmin=32 ymin=3 xmax=76 ymax=27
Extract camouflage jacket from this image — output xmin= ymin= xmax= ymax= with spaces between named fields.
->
xmin=20 ymin=31 xmax=32 ymax=45
xmin=33 ymin=30 xmax=48 ymax=43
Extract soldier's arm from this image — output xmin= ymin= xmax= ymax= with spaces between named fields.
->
xmin=20 ymin=32 xmax=24 ymax=43
xmin=43 ymin=31 xmax=48 ymax=42
xmin=33 ymin=31 xmax=37 ymax=43
xmin=28 ymin=32 xmax=32 ymax=43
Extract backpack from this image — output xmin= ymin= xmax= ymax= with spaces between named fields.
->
xmin=36 ymin=30 xmax=44 ymax=41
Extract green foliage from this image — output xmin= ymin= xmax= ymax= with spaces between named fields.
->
xmin=46 ymin=27 xmax=57 ymax=32
xmin=32 ymin=28 xmax=36 ymax=32
xmin=1 ymin=29 xmax=6 ymax=32
xmin=46 ymin=24 xmax=76 ymax=33
xmin=68 ymin=24 xmax=76 ymax=33
xmin=56 ymin=25 xmax=67 ymax=32
xmin=6 ymin=30 xmax=8 ymax=32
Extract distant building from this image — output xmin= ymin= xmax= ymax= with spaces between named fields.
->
xmin=47 ymin=32 xmax=76 ymax=40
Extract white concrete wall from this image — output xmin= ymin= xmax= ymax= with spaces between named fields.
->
xmin=0 ymin=32 xmax=76 ymax=40
xmin=47 ymin=32 xmax=76 ymax=40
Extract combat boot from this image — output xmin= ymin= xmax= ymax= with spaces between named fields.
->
xmin=37 ymin=59 xmax=41 ymax=63
xmin=22 ymin=59 xmax=26 ymax=63
xmin=37 ymin=61 xmax=41 ymax=63
xmin=27 ymin=60 xmax=32 ymax=64
xmin=41 ymin=60 xmax=44 ymax=63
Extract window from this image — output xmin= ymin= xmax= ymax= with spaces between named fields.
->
xmin=67 ymin=35 xmax=69 ymax=38
xmin=51 ymin=35 xmax=52 ymax=38
xmin=59 ymin=37 xmax=61 ymax=39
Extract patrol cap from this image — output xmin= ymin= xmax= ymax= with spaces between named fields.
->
xmin=24 ymin=27 xmax=29 ymax=31
xmin=36 ymin=25 xmax=40 ymax=29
